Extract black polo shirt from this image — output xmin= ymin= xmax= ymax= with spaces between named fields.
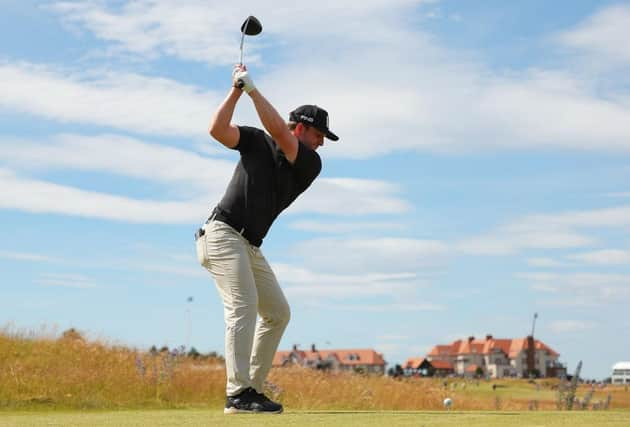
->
xmin=215 ymin=126 xmax=322 ymax=247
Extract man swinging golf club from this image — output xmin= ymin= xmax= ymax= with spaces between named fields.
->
xmin=195 ymin=18 xmax=339 ymax=415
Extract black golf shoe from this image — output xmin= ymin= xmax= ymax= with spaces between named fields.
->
xmin=224 ymin=387 xmax=283 ymax=414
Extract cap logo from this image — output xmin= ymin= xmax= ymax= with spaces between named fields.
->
xmin=300 ymin=115 xmax=314 ymax=123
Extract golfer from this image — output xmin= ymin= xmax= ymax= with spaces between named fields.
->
xmin=195 ymin=64 xmax=339 ymax=414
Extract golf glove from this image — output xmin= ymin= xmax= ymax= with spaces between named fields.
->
xmin=233 ymin=70 xmax=256 ymax=94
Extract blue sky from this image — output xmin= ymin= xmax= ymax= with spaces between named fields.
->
xmin=2 ymin=1 xmax=630 ymax=380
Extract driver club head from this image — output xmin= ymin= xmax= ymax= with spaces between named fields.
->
xmin=241 ymin=16 xmax=262 ymax=36
xmin=238 ymin=15 xmax=262 ymax=70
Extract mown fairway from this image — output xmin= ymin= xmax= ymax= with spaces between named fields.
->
xmin=1 ymin=410 xmax=630 ymax=426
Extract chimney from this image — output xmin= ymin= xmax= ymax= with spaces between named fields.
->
xmin=468 ymin=336 xmax=475 ymax=343
xmin=292 ymin=344 xmax=298 ymax=351
xmin=526 ymin=335 xmax=535 ymax=375
xmin=311 ymin=343 xmax=317 ymax=352
xmin=486 ymin=334 xmax=493 ymax=340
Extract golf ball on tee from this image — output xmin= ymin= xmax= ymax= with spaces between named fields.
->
xmin=443 ymin=397 xmax=453 ymax=408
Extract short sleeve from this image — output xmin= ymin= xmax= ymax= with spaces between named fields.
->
xmin=234 ymin=126 xmax=266 ymax=153
xmin=292 ymin=142 xmax=322 ymax=189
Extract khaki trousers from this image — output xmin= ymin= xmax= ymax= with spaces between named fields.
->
xmin=196 ymin=220 xmax=290 ymax=397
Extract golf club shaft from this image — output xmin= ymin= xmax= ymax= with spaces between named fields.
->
xmin=239 ymin=16 xmax=251 ymax=65
xmin=239 ymin=32 xmax=245 ymax=65
xmin=237 ymin=35 xmax=245 ymax=88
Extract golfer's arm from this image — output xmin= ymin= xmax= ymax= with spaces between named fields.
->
xmin=209 ymin=88 xmax=242 ymax=149
xmin=248 ymin=90 xmax=298 ymax=163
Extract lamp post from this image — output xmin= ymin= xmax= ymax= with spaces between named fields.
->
xmin=186 ymin=296 xmax=193 ymax=350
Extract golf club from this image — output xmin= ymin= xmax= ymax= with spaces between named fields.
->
xmin=239 ymin=15 xmax=262 ymax=66
xmin=236 ymin=15 xmax=262 ymax=89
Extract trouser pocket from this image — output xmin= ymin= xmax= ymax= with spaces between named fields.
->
xmin=195 ymin=232 xmax=207 ymax=266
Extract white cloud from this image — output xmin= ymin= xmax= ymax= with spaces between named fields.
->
xmin=511 ymin=205 xmax=630 ymax=230
xmin=550 ymin=320 xmax=595 ymax=334
xmin=50 ymin=0 xmax=433 ymax=65
xmin=317 ymin=303 xmax=443 ymax=312
xmin=273 ymin=263 xmax=433 ymax=298
xmin=288 ymin=178 xmax=412 ymax=216
xmin=261 ymin=57 xmax=630 ymax=159
xmin=456 ymin=230 xmax=594 ymax=256
xmin=557 ymin=4 xmax=630 ymax=65
xmin=518 ymin=272 xmax=559 ymax=282
xmin=138 ymin=263 xmax=206 ymax=278
xmin=0 ymin=134 xmax=413 ymax=222
xmin=0 ymin=251 xmax=52 ymax=262
xmin=289 ymin=237 xmax=448 ymax=274
xmin=288 ymin=220 xmax=406 ymax=234
xmin=456 ymin=203 xmax=630 ymax=256
xmin=7 ymin=2 xmax=621 ymax=160
xmin=0 ymin=166 xmax=412 ymax=222
xmin=568 ymin=249 xmax=630 ymax=266
xmin=531 ymin=283 xmax=559 ymax=293
xmin=0 ymin=168 xmax=209 ymax=224
xmin=518 ymin=271 xmax=630 ymax=305
xmin=604 ymin=192 xmax=630 ymax=198
xmin=52 ymin=1 xmax=241 ymax=65
xmin=35 ymin=273 xmax=97 ymax=289
xmin=0 ymin=62 xmax=217 ymax=138
xmin=0 ymin=134 xmax=235 ymax=194
xmin=527 ymin=258 xmax=568 ymax=268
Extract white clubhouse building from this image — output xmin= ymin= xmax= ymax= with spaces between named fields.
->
xmin=612 ymin=361 xmax=630 ymax=384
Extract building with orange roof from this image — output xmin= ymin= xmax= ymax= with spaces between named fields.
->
xmin=419 ymin=334 xmax=565 ymax=378
xmin=273 ymin=344 xmax=386 ymax=375
xmin=404 ymin=357 xmax=454 ymax=377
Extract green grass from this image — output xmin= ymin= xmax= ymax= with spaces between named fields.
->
xmin=1 ymin=410 xmax=629 ymax=426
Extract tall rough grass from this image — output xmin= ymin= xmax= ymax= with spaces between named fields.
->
xmin=0 ymin=327 xmax=225 ymax=409
xmin=1 ymin=328 xmax=629 ymax=411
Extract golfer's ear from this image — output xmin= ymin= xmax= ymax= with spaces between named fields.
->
xmin=294 ymin=122 xmax=306 ymax=137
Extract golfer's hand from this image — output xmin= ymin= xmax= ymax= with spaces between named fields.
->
xmin=233 ymin=65 xmax=256 ymax=94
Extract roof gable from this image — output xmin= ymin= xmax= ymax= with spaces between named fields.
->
xmin=426 ymin=336 xmax=560 ymax=359
xmin=274 ymin=348 xmax=385 ymax=367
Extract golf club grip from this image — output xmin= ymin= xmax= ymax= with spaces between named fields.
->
xmin=237 ymin=79 xmax=245 ymax=89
